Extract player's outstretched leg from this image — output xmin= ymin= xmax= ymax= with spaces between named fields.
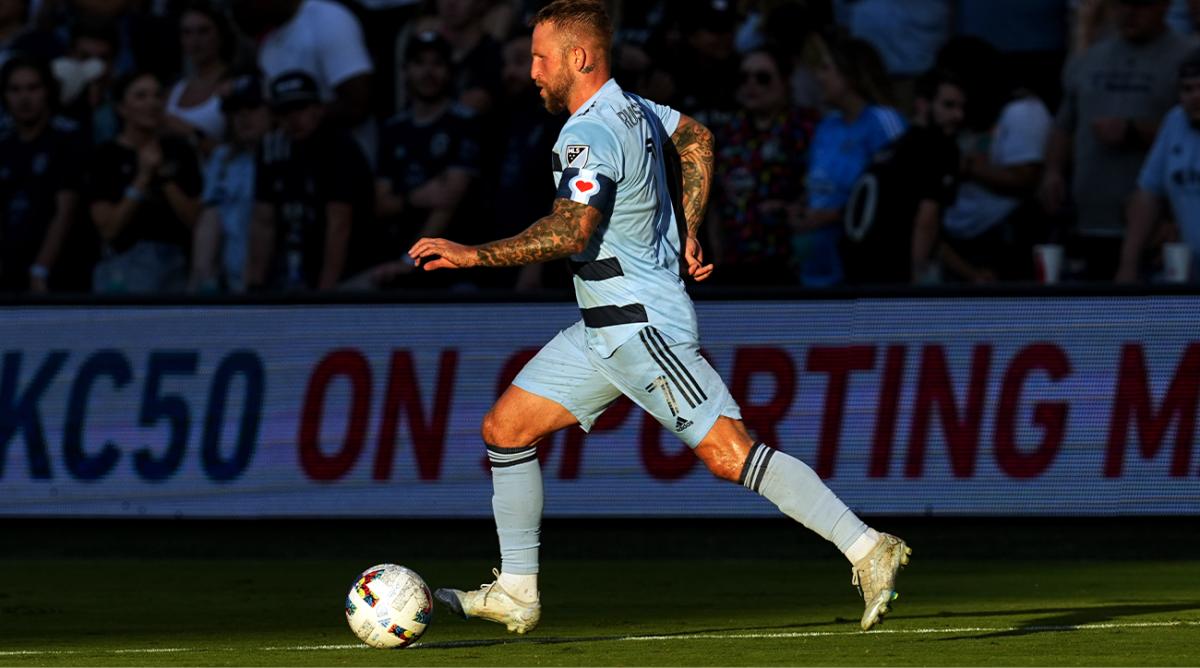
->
xmin=694 ymin=418 xmax=912 ymax=630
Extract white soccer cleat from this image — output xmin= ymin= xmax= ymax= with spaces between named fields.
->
xmin=434 ymin=568 xmax=541 ymax=634
xmin=851 ymin=533 xmax=912 ymax=631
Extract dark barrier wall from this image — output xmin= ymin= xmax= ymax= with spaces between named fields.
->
xmin=1 ymin=293 xmax=1198 ymax=517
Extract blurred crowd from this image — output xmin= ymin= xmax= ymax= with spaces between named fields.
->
xmin=2 ymin=0 xmax=1200 ymax=295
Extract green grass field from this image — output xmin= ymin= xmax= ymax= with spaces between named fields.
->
xmin=2 ymin=519 xmax=1198 ymax=666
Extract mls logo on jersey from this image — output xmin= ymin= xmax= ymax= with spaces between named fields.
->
xmin=565 ymin=144 xmax=589 ymax=168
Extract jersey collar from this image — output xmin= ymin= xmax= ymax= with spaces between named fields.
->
xmin=570 ymin=78 xmax=620 ymax=120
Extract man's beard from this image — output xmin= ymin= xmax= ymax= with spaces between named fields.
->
xmin=539 ymin=67 xmax=572 ymax=114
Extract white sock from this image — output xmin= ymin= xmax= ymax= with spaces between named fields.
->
xmin=740 ymin=443 xmax=872 ymax=555
xmin=498 ymin=571 xmax=539 ymax=602
xmin=844 ymin=528 xmax=882 ymax=564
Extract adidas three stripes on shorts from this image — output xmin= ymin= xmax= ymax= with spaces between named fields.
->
xmin=512 ymin=321 xmax=742 ymax=448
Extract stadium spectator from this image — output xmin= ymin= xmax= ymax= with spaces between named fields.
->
xmin=490 ymin=30 xmax=565 ymax=291
xmin=58 ymin=16 xmax=120 ymax=144
xmin=1071 ymin=0 xmax=1116 ymax=55
xmin=1116 ymin=49 xmax=1200 ymax=282
xmin=0 ymin=55 xmax=88 ymax=293
xmin=662 ymin=0 xmax=741 ymax=127
xmin=1042 ymin=0 xmax=1195 ymax=280
xmin=0 ymin=0 xmax=62 ymax=68
xmin=755 ymin=1 xmax=826 ymax=110
xmin=241 ymin=0 xmax=375 ymax=161
xmin=366 ymin=32 xmax=483 ymax=290
xmin=707 ymin=47 xmax=817 ymax=286
xmin=938 ymin=39 xmax=1053 ymax=284
xmin=164 ymin=1 xmax=235 ymax=157
xmin=88 ymin=71 xmax=201 ymax=293
xmin=393 ymin=0 xmax=503 ymax=116
xmin=801 ymin=35 xmax=905 ymax=286
xmin=834 ymin=0 xmax=951 ymax=109
xmin=188 ymin=72 xmax=269 ymax=293
xmin=842 ymin=67 xmax=964 ymax=285
xmin=245 ymin=70 xmax=376 ymax=292
xmin=956 ymin=0 xmax=1069 ymax=108
xmin=70 ymin=0 xmax=182 ymax=82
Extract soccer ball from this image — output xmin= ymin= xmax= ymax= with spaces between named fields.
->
xmin=345 ymin=564 xmax=432 ymax=648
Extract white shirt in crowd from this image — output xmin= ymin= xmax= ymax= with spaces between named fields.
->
xmin=258 ymin=0 xmax=377 ymax=163
xmin=942 ymin=96 xmax=1053 ymax=240
xmin=166 ymin=80 xmax=226 ymax=140
xmin=258 ymin=0 xmax=373 ymax=101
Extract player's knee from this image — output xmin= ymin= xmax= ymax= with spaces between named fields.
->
xmin=481 ymin=409 xmax=532 ymax=448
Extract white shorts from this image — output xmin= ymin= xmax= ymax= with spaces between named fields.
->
xmin=513 ymin=321 xmax=742 ymax=447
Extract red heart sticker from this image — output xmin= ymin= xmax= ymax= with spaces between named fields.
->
xmin=576 ymin=180 xmax=594 ymax=193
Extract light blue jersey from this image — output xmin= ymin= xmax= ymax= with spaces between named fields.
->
xmin=551 ymin=79 xmax=694 ymax=357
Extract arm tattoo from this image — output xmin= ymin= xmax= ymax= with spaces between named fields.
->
xmin=475 ymin=199 xmax=596 ymax=267
xmin=671 ymin=116 xmax=715 ymax=237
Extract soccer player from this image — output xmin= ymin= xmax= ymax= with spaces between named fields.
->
xmin=408 ymin=0 xmax=911 ymax=634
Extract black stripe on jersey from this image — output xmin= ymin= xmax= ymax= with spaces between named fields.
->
xmin=639 ymin=330 xmax=697 ymax=409
xmin=581 ymin=303 xmax=648 ymax=328
xmin=569 ymin=257 xmax=624 ymax=281
xmin=649 ymin=327 xmax=707 ymax=402
xmin=551 ymin=151 xmax=562 ymax=172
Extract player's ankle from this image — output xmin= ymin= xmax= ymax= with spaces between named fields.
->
xmin=498 ymin=571 xmax=539 ymax=602
xmin=844 ymin=528 xmax=882 ymax=564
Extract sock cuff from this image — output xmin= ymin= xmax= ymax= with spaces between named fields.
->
xmin=738 ymin=442 xmax=775 ymax=493
xmin=487 ymin=443 xmax=539 ymax=468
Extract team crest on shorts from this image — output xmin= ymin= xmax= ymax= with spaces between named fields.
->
xmin=565 ymin=144 xmax=589 ymax=167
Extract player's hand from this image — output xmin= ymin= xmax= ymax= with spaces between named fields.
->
xmin=685 ymin=236 xmax=714 ymax=282
xmin=407 ymin=237 xmax=477 ymax=271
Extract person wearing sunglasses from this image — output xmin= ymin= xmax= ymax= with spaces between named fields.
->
xmin=707 ymin=47 xmax=819 ymax=286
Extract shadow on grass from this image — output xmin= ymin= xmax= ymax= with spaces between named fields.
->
xmin=932 ymin=601 xmax=1200 ymax=640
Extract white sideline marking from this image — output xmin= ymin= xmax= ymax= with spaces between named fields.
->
xmin=627 ymin=620 xmax=1200 ymax=641
xmin=1 ymin=620 xmax=1198 ymax=656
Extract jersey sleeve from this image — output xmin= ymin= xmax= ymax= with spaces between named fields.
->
xmin=645 ymin=98 xmax=681 ymax=136
xmin=1138 ymin=107 xmax=1179 ymax=196
xmin=554 ymin=119 xmax=620 ymax=217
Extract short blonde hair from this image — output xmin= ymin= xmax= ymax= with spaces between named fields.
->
xmin=530 ymin=0 xmax=613 ymax=53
